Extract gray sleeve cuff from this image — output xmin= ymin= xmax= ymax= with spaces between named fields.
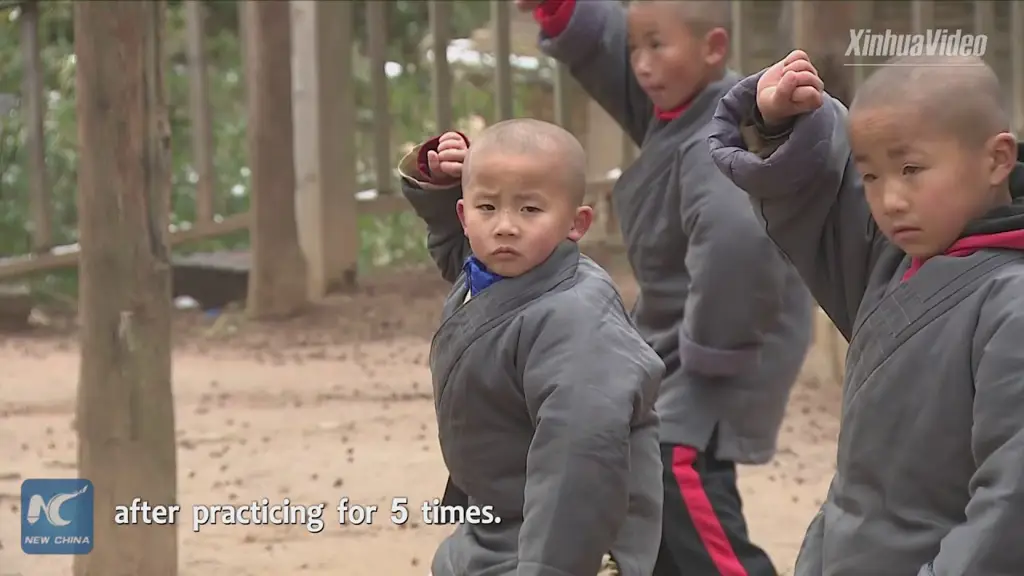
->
xmin=678 ymin=332 xmax=761 ymax=378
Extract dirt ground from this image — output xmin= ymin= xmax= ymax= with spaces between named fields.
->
xmin=0 ymin=249 xmax=842 ymax=576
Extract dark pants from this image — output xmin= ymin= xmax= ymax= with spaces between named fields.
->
xmin=653 ymin=433 xmax=777 ymax=576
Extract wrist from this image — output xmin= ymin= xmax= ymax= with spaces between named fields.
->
xmin=433 ymin=173 xmax=460 ymax=186
xmin=752 ymin=106 xmax=795 ymax=139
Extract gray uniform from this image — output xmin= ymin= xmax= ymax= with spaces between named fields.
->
xmin=708 ymin=71 xmax=1024 ymax=576
xmin=537 ymin=0 xmax=812 ymax=462
xmin=399 ymin=150 xmax=666 ymax=576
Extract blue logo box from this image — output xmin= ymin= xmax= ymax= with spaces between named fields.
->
xmin=21 ymin=478 xmax=94 ymax=555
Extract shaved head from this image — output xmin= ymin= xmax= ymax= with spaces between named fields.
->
xmin=851 ymin=55 xmax=1008 ymax=146
xmin=633 ymin=0 xmax=732 ymax=35
xmin=465 ymin=118 xmax=587 ymax=205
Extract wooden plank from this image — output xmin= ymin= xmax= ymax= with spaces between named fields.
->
xmin=429 ymin=0 xmax=453 ymax=131
xmin=291 ymin=0 xmax=360 ymax=298
xmin=0 ymin=196 xmax=384 ymax=281
xmin=0 ymin=174 xmax=623 ymax=281
xmin=366 ymin=1 xmax=392 ymax=195
xmin=492 ymin=0 xmax=513 ymax=121
xmin=0 ymin=213 xmax=248 ymax=281
xmin=241 ymin=0 xmax=308 ymax=319
xmin=72 ymin=1 xmax=176 ymax=574
xmin=184 ymin=0 xmax=217 ymax=222
xmin=20 ymin=0 xmax=52 ymax=252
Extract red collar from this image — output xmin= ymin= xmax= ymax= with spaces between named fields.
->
xmin=654 ymin=102 xmax=689 ymax=121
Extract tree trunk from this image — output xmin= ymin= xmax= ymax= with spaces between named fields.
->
xmin=73 ymin=2 xmax=177 ymax=575
xmin=241 ymin=1 xmax=309 ymax=318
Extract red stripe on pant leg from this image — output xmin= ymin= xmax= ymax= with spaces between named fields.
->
xmin=671 ymin=445 xmax=749 ymax=576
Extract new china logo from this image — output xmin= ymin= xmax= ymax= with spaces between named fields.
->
xmin=21 ymin=478 xmax=94 ymax=555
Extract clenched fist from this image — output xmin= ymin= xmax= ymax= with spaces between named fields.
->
xmin=756 ymin=50 xmax=825 ymax=126
xmin=427 ymin=132 xmax=468 ymax=185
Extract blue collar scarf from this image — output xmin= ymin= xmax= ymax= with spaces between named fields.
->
xmin=463 ymin=255 xmax=505 ymax=296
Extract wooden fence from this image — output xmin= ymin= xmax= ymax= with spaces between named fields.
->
xmin=2 ymin=1 xmax=1023 ymax=374
xmin=4 ymin=1 xmax=1023 ymax=282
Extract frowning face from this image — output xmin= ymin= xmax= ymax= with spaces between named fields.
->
xmin=849 ymin=106 xmax=1015 ymax=259
xmin=457 ymin=151 xmax=591 ymax=277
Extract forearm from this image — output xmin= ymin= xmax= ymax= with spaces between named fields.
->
xmin=398 ymin=138 xmax=470 ymax=283
xmin=708 ymin=72 xmax=879 ymax=337
xmin=535 ymin=0 xmax=653 ymax=144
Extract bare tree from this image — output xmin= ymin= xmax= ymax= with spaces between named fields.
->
xmin=73 ymin=1 xmax=177 ymax=574
xmin=241 ymin=1 xmax=309 ymax=318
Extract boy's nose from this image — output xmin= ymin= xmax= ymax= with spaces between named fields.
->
xmin=632 ymin=53 xmax=653 ymax=79
xmin=882 ymin=187 xmax=910 ymax=214
xmin=634 ymin=61 xmax=652 ymax=80
xmin=493 ymin=211 xmax=519 ymax=236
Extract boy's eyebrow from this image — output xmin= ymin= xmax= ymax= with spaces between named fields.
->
xmin=852 ymin=146 xmax=921 ymax=164
xmin=514 ymin=191 xmax=549 ymax=203
xmin=886 ymin=145 xmax=913 ymax=160
xmin=471 ymin=189 xmax=498 ymax=199
xmin=513 ymin=188 xmax=544 ymax=197
xmin=475 ymin=190 xmax=547 ymax=201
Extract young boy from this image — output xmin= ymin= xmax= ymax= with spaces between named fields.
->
xmin=708 ymin=51 xmax=1024 ymax=575
xmin=399 ymin=118 xmax=666 ymax=576
xmin=517 ymin=1 xmax=814 ymax=574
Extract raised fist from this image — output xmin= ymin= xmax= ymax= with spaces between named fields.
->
xmin=427 ymin=132 xmax=467 ymax=185
xmin=756 ymin=50 xmax=826 ymax=125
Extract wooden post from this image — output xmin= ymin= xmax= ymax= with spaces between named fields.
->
xmin=366 ymin=1 xmax=392 ymax=195
xmin=784 ymin=0 xmax=856 ymax=107
xmin=787 ymin=0 xmax=809 ymax=50
xmin=911 ymin=1 xmax=934 ymax=35
xmin=851 ymin=1 xmax=873 ymax=91
xmin=20 ymin=0 xmax=52 ymax=252
xmin=241 ymin=0 xmax=309 ymax=317
xmin=492 ymin=0 xmax=513 ymax=121
xmin=1013 ymin=2 xmax=1024 ymax=136
xmin=72 ymin=2 xmax=176 ymax=575
xmin=581 ymin=100 xmax=625 ymax=245
xmin=729 ymin=0 xmax=744 ymax=73
xmin=553 ymin=64 xmax=573 ymax=129
xmin=974 ymin=2 xmax=995 ymax=39
xmin=291 ymin=0 xmax=359 ymax=298
xmin=429 ymin=0 xmax=453 ymax=131
xmin=184 ymin=0 xmax=217 ymax=222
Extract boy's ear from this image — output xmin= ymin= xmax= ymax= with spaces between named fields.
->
xmin=456 ymin=199 xmax=469 ymax=235
xmin=988 ymin=132 xmax=1018 ymax=186
xmin=568 ymin=205 xmax=594 ymax=242
xmin=703 ymin=28 xmax=729 ymax=68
